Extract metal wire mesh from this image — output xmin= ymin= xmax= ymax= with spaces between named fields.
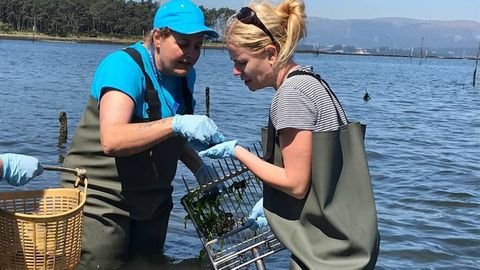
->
xmin=181 ymin=144 xmax=284 ymax=270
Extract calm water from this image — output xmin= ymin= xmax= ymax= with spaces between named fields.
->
xmin=1 ymin=39 xmax=479 ymax=269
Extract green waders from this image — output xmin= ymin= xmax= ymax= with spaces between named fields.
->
xmin=61 ymin=48 xmax=194 ymax=269
xmin=262 ymin=123 xmax=379 ymax=270
xmin=62 ymin=97 xmax=186 ymax=269
xmin=260 ymin=71 xmax=380 ymax=270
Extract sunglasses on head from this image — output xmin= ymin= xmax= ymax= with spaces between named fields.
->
xmin=236 ymin=7 xmax=276 ymax=44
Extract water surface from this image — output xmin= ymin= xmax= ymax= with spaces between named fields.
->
xmin=1 ymin=39 xmax=479 ymax=269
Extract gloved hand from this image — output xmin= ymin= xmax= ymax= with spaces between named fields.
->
xmin=189 ymin=139 xmax=210 ymax=152
xmin=198 ymin=140 xmax=238 ymax=159
xmin=0 ymin=153 xmax=44 ymax=186
xmin=194 ymin=163 xmax=219 ymax=186
xmin=194 ymin=163 xmax=226 ymax=195
xmin=172 ymin=115 xmax=225 ymax=145
xmin=247 ymin=198 xmax=268 ymax=230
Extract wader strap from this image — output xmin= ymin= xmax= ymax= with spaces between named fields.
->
xmin=263 ymin=118 xmax=275 ymax=163
xmin=287 ymin=70 xmax=348 ymax=125
xmin=182 ymin=79 xmax=193 ymax=115
xmin=123 ymin=47 xmax=194 ymax=118
xmin=123 ymin=47 xmax=161 ymax=120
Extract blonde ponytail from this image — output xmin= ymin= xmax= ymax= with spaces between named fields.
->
xmin=226 ymin=0 xmax=306 ymax=67
xmin=275 ymin=0 xmax=306 ymax=66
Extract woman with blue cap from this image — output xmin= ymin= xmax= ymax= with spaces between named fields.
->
xmin=61 ymin=0 xmax=222 ymax=268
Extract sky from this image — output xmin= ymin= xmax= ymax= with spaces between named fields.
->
xmin=190 ymin=0 xmax=480 ymax=22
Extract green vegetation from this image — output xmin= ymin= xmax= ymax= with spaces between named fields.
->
xmin=0 ymin=0 xmax=235 ymax=40
xmin=182 ymin=179 xmax=249 ymax=241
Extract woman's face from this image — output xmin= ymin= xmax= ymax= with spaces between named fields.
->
xmin=227 ymin=42 xmax=274 ymax=91
xmin=154 ymin=30 xmax=204 ymax=77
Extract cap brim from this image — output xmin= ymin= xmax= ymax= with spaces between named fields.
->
xmin=169 ymin=24 xmax=219 ymax=39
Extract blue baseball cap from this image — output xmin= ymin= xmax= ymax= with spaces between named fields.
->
xmin=154 ymin=0 xmax=219 ymax=38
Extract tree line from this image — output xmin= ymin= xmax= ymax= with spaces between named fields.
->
xmin=0 ymin=0 xmax=236 ymax=39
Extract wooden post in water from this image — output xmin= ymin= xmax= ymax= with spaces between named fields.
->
xmin=205 ymin=87 xmax=210 ymax=117
xmin=32 ymin=24 xmax=36 ymax=43
xmin=419 ymin=36 xmax=424 ymax=65
xmin=58 ymin=111 xmax=68 ymax=145
xmin=473 ymin=42 xmax=480 ymax=87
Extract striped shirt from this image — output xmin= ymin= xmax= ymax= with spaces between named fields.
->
xmin=270 ymin=66 xmax=348 ymax=132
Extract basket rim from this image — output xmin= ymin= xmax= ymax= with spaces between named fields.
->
xmin=0 ymin=187 xmax=87 ymax=221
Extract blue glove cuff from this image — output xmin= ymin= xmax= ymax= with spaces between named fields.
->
xmin=225 ymin=140 xmax=238 ymax=157
xmin=249 ymin=198 xmax=264 ymax=219
xmin=0 ymin=154 xmax=7 ymax=180
xmin=171 ymin=115 xmax=182 ymax=134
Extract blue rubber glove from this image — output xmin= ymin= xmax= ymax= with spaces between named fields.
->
xmin=198 ymin=140 xmax=238 ymax=159
xmin=194 ymin=163 xmax=219 ymax=186
xmin=247 ymin=198 xmax=268 ymax=230
xmin=0 ymin=153 xmax=44 ymax=186
xmin=195 ymin=163 xmax=226 ymax=195
xmin=172 ymin=115 xmax=225 ymax=145
xmin=189 ymin=139 xmax=211 ymax=152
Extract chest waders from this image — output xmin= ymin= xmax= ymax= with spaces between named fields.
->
xmin=61 ymin=48 xmax=194 ymax=269
xmin=261 ymin=71 xmax=380 ymax=270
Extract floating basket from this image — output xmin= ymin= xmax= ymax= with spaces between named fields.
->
xmin=0 ymin=166 xmax=88 ymax=270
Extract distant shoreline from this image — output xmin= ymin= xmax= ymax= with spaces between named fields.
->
xmin=1 ymin=31 xmax=475 ymax=61
xmin=1 ymin=31 xmax=139 ymax=45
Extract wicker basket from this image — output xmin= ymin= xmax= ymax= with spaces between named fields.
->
xmin=0 ymin=167 xmax=88 ymax=270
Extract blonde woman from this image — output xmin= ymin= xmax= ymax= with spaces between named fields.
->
xmin=200 ymin=0 xmax=380 ymax=269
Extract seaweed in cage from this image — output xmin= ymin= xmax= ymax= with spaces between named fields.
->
xmin=183 ymin=179 xmax=249 ymax=240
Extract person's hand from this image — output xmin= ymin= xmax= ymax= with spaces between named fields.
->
xmin=189 ymin=139 xmax=210 ymax=152
xmin=194 ymin=163 xmax=226 ymax=195
xmin=247 ymin=198 xmax=268 ymax=230
xmin=198 ymin=140 xmax=237 ymax=159
xmin=194 ymin=163 xmax=219 ymax=186
xmin=172 ymin=115 xmax=225 ymax=145
xmin=0 ymin=153 xmax=44 ymax=186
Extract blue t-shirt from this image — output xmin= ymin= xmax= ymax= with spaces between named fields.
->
xmin=91 ymin=42 xmax=196 ymax=119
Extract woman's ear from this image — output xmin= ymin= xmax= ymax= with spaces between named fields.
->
xmin=152 ymin=29 xmax=162 ymax=50
xmin=265 ymin=45 xmax=278 ymax=65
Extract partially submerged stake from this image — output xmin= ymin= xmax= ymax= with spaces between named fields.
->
xmin=205 ymin=86 xmax=210 ymax=117
xmin=419 ymin=36 xmax=424 ymax=65
xmin=58 ymin=111 xmax=68 ymax=145
xmin=473 ymin=42 xmax=480 ymax=87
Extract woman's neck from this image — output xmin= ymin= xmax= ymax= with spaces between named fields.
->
xmin=274 ymin=60 xmax=299 ymax=90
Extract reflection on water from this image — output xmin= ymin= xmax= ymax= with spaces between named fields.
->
xmin=0 ymin=39 xmax=479 ymax=269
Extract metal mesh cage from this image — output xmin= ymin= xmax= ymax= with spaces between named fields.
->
xmin=181 ymin=145 xmax=284 ymax=270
